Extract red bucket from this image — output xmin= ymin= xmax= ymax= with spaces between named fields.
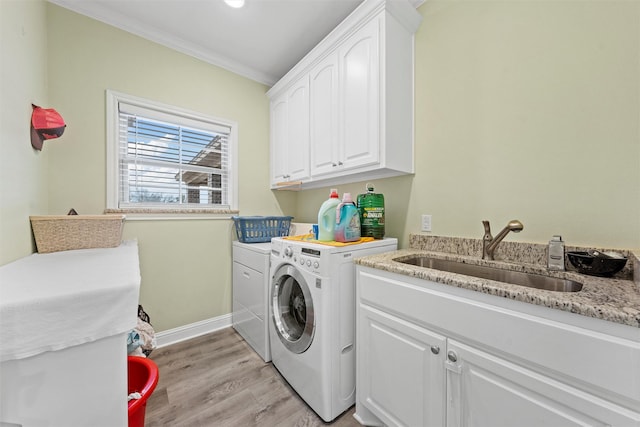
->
xmin=127 ymin=356 xmax=159 ymax=427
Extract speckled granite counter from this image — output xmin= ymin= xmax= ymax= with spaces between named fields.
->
xmin=355 ymin=235 xmax=640 ymax=328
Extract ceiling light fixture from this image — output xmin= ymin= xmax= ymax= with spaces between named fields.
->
xmin=224 ymin=0 xmax=245 ymax=8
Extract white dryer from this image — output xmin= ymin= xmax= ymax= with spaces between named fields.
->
xmin=232 ymin=241 xmax=272 ymax=362
xmin=269 ymin=237 xmax=398 ymax=422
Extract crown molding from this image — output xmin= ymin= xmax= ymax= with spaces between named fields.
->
xmin=48 ymin=0 xmax=277 ymax=86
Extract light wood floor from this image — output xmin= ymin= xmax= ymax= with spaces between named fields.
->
xmin=145 ymin=327 xmax=360 ymax=426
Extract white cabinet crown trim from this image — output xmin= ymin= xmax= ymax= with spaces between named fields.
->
xmin=267 ymin=0 xmax=421 ymax=100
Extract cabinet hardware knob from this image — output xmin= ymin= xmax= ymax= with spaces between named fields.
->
xmin=430 ymin=346 xmax=440 ymax=355
xmin=447 ymin=351 xmax=457 ymax=363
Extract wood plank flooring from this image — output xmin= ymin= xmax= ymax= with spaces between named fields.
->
xmin=144 ymin=327 xmax=360 ymax=427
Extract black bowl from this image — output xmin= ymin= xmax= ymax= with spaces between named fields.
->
xmin=566 ymin=251 xmax=627 ymax=277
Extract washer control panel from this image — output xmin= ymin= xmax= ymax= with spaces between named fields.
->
xmin=271 ymin=239 xmax=323 ymax=274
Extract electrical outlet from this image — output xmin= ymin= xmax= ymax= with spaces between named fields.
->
xmin=421 ymin=214 xmax=432 ymax=232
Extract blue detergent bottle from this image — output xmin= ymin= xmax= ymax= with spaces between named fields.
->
xmin=335 ymin=193 xmax=361 ymax=243
xmin=317 ymin=189 xmax=340 ymax=241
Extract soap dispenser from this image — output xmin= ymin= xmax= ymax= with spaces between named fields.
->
xmin=548 ymin=235 xmax=565 ymax=271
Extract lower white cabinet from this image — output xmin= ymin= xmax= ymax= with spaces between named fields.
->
xmin=355 ymin=266 xmax=640 ymax=427
xmin=357 ymin=305 xmax=445 ymax=427
xmin=446 ymin=339 xmax=639 ymax=427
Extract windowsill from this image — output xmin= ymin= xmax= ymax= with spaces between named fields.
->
xmin=104 ymin=208 xmax=239 ymax=221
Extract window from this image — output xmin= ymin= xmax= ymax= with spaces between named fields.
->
xmin=106 ymin=91 xmax=237 ymax=213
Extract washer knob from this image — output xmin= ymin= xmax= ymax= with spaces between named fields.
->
xmin=284 ymin=247 xmax=293 ymax=258
xmin=313 ymin=261 xmax=319 ymax=269
xmin=306 ymin=260 xmax=312 ymax=267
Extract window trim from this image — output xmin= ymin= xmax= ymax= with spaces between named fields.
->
xmin=106 ymin=90 xmax=238 ymax=215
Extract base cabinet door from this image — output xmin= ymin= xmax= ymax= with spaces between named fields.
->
xmin=357 ymin=304 xmax=446 ymax=427
xmin=446 ymin=339 xmax=640 ymax=427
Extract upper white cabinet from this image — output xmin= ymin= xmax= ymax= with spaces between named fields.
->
xmin=268 ymin=0 xmax=422 ymax=189
xmin=310 ymin=19 xmax=380 ymax=178
xmin=335 ymin=18 xmax=380 ymax=174
xmin=270 ymin=76 xmax=310 ymax=184
xmin=309 ymin=52 xmax=340 ymax=177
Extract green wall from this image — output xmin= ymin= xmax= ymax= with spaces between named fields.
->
xmin=0 ymin=0 xmax=50 ymax=264
xmin=297 ymin=1 xmax=640 ymax=250
xmin=44 ymin=4 xmax=291 ymax=332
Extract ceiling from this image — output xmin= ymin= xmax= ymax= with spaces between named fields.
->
xmin=48 ymin=0 xmax=373 ymax=87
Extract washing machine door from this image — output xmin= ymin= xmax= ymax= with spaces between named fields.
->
xmin=271 ymin=263 xmax=315 ymax=354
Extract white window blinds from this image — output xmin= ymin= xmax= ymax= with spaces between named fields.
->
xmin=116 ymin=101 xmax=232 ymax=209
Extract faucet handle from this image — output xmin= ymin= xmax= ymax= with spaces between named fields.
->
xmin=482 ymin=220 xmax=491 ymax=236
xmin=481 ymin=220 xmax=492 ymax=260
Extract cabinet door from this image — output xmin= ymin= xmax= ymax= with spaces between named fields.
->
xmin=446 ymin=339 xmax=640 ymax=427
xmin=270 ymin=78 xmax=310 ymax=186
xmin=285 ymin=77 xmax=310 ymax=182
xmin=358 ymin=304 xmax=446 ymax=427
xmin=270 ymin=96 xmax=289 ymax=184
xmin=339 ymin=17 xmax=380 ymax=170
xmin=309 ymin=52 xmax=339 ymax=177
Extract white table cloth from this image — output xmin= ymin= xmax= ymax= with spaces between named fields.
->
xmin=0 ymin=240 xmax=141 ymax=361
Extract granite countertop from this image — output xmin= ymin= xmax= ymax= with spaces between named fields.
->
xmin=355 ymin=238 xmax=640 ymax=329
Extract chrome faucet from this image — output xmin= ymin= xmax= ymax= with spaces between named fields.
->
xmin=482 ymin=219 xmax=524 ymax=260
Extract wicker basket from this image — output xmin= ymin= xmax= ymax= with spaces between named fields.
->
xmin=30 ymin=215 xmax=126 ymax=253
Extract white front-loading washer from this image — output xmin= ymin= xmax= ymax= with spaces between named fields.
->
xmin=269 ymin=237 xmax=398 ymax=422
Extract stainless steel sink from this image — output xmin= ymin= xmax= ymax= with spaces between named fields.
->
xmin=396 ymin=256 xmax=583 ymax=292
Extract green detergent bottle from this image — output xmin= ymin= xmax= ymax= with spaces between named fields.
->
xmin=357 ymin=183 xmax=385 ymax=239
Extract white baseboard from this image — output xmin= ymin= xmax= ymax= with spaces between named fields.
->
xmin=155 ymin=313 xmax=232 ymax=348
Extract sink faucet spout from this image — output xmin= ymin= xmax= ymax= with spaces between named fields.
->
xmin=482 ymin=219 xmax=524 ymax=260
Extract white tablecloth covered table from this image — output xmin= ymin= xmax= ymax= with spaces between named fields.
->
xmin=0 ymin=240 xmax=141 ymax=426
xmin=0 ymin=240 xmax=141 ymax=361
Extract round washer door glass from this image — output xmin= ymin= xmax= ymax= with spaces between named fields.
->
xmin=271 ymin=264 xmax=314 ymax=354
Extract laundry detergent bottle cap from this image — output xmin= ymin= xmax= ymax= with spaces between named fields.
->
xmin=335 ymin=193 xmax=361 ymax=243
xmin=317 ymin=189 xmax=341 ymax=241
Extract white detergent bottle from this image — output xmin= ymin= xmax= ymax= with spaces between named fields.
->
xmin=317 ymin=189 xmax=340 ymax=241
xmin=335 ymin=193 xmax=361 ymax=243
